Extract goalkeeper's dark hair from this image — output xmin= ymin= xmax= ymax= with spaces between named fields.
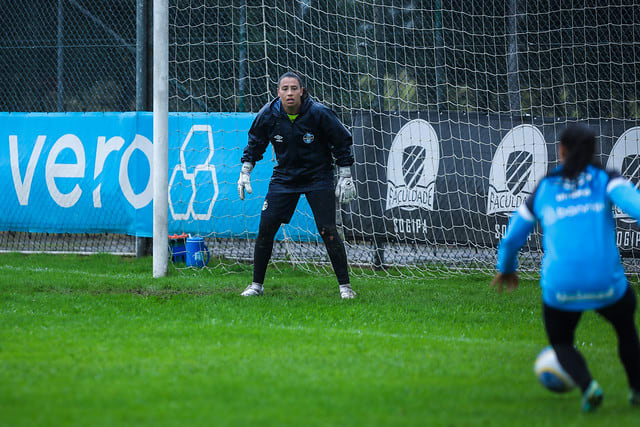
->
xmin=278 ymin=71 xmax=308 ymax=98
xmin=559 ymin=123 xmax=597 ymax=179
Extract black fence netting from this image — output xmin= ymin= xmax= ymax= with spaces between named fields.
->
xmin=1 ymin=0 xmax=136 ymax=112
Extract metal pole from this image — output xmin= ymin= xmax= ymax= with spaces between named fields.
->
xmin=434 ymin=0 xmax=446 ymax=111
xmin=136 ymin=0 xmax=148 ymax=111
xmin=373 ymin=2 xmax=385 ymax=112
xmin=262 ymin=0 xmax=270 ymax=97
xmin=153 ymin=0 xmax=169 ymax=277
xmin=373 ymin=239 xmax=385 ymax=270
xmin=238 ymin=0 xmax=247 ymax=112
xmin=136 ymin=0 xmax=151 ymax=257
xmin=507 ymin=0 xmax=521 ymax=115
xmin=372 ymin=1 xmax=386 ymax=267
xmin=57 ymin=0 xmax=64 ymax=111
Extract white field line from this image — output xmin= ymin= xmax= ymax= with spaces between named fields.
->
xmin=261 ymin=324 xmax=605 ymax=359
xmin=206 ymin=318 xmax=538 ymax=347
xmin=268 ymin=324 xmax=506 ymax=345
xmin=206 ymin=320 xmax=601 ymax=352
xmin=0 ymin=264 xmax=140 ymax=280
xmin=0 ymin=250 xmax=134 ymax=256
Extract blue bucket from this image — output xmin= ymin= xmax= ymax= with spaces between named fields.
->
xmin=186 ymin=237 xmax=210 ymax=267
xmin=171 ymin=244 xmax=186 ymax=263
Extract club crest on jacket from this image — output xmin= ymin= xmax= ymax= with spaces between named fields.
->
xmin=303 ymin=133 xmax=314 ymax=144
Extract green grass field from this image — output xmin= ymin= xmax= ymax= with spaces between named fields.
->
xmin=0 ymin=253 xmax=638 ymax=426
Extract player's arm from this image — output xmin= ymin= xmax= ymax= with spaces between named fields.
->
xmin=607 ymin=172 xmax=640 ymax=222
xmin=238 ymin=109 xmax=270 ymax=200
xmin=319 ymin=108 xmax=356 ymax=204
xmin=320 ymin=108 xmax=353 ymax=168
xmin=241 ymin=108 xmax=270 ymax=165
xmin=492 ymin=199 xmax=537 ymax=293
xmin=497 ymin=203 xmax=537 ymax=273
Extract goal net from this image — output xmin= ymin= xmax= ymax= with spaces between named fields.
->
xmin=166 ymin=0 xmax=640 ymax=277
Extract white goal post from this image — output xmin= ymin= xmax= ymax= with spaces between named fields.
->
xmin=153 ymin=0 xmax=168 ymax=277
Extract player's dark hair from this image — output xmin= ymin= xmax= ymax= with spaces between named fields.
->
xmin=559 ymin=124 xmax=597 ymax=179
xmin=278 ymin=71 xmax=308 ymax=98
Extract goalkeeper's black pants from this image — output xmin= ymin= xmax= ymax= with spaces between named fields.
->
xmin=543 ymin=286 xmax=640 ymax=393
xmin=253 ymin=188 xmax=350 ymax=286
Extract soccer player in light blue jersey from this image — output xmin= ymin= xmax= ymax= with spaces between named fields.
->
xmin=491 ymin=124 xmax=640 ymax=412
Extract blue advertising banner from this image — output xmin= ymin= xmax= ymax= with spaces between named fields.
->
xmin=0 ymin=112 xmax=319 ymax=240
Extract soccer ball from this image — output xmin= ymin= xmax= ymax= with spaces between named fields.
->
xmin=534 ymin=346 xmax=576 ymax=393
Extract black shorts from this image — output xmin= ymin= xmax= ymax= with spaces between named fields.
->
xmin=260 ymin=187 xmax=336 ymax=228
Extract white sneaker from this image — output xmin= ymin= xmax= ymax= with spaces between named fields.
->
xmin=339 ymin=284 xmax=356 ymax=299
xmin=241 ymin=283 xmax=263 ymax=296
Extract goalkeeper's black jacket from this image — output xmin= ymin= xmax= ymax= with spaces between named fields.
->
xmin=241 ymin=94 xmax=354 ymax=191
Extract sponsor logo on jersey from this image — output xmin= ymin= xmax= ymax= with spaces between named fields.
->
xmin=385 ymin=119 xmax=440 ymax=211
xmin=556 ymin=286 xmax=615 ymax=303
xmin=274 ymin=135 xmax=283 ymax=143
xmin=303 ymin=133 xmax=314 ymax=144
xmin=606 ymin=126 xmax=640 ymax=223
xmin=541 ymin=202 xmax=605 ymax=227
xmin=487 ymin=124 xmax=547 ymax=215
xmin=555 ymin=186 xmax=591 ymax=202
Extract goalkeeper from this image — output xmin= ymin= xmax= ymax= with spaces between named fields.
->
xmin=237 ymin=71 xmax=357 ymax=299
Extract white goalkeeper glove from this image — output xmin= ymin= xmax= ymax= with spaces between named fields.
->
xmin=237 ymin=162 xmax=254 ymax=200
xmin=335 ymin=166 xmax=356 ymax=204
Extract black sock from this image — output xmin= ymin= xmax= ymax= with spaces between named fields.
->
xmin=253 ymin=221 xmax=279 ymax=284
xmin=319 ymin=226 xmax=350 ymax=285
xmin=552 ymin=344 xmax=592 ymax=393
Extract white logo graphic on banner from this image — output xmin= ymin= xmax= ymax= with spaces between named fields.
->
xmin=487 ymin=124 xmax=547 ymax=215
xmin=386 ymin=119 xmax=440 ymax=211
xmin=606 ymin=126 xmax=640 ymax=223
xmin=168 ymin=125 xmax=219 ymax=221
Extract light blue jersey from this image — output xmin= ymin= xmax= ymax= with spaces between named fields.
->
xmin=497 ymin=164 xmax=640 ymax=311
